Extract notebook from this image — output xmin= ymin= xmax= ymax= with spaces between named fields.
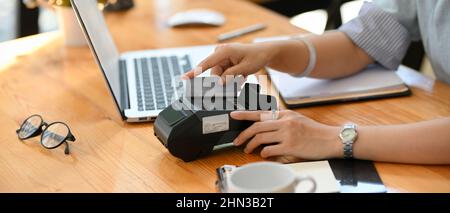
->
xmin=328 ymin=159 xmax=386 ymax=193
xmin=254 ymin=36 xmax=411 ymax=108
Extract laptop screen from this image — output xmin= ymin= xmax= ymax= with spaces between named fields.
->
xmin=71 ymin=0 xmax=123 ymax=111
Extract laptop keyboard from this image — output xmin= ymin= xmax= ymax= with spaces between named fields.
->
xmin=132 ymin=55 xmax=192 ymax=111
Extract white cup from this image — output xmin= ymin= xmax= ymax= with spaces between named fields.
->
xmin=228 ymin=162 xmax=317 ymax=193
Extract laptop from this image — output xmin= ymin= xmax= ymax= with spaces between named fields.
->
xmin=71 ymin=0 xmax=216 ymax=122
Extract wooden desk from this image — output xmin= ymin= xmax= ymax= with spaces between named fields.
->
xmin=0 ymin=0 xmax=449 ymax=192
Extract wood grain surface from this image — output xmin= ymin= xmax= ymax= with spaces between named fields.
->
xmin=0 ymin=0 xmax=449 ymax=192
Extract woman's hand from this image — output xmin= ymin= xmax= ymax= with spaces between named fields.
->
xmin=231 ymin=110 xmax=342 ymax=160
xmin=183 ymin=42 xmax=278 ymax=84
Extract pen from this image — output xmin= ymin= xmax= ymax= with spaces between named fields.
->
xmin=218 ymin=23 xmax=267 ymax=42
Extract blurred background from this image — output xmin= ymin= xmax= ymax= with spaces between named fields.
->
xmin=0 ymin=0 xmax=432 ymax=77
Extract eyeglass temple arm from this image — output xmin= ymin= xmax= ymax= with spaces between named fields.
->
xmin=64 ymin=141 xmax=70 ymax=155
xmin=64 ymin=132 xmax=76 ymax=155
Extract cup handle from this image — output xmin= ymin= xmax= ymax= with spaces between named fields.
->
xmin=294 ymin=176 xmax=317 ymax=193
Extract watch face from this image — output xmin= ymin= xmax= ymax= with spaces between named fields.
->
xmin=341 ymin=128 xmax=357 ymax=141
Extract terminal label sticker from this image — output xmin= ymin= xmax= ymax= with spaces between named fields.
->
xmin=202 ymin=114 xmax=229 ymax=134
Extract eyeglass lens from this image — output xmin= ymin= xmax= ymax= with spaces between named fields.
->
xmin=18 ymin=115 xmax=42 ymax=139
xmin=41 ymin=123 xmax=69 ymax=148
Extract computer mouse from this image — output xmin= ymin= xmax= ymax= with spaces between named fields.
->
xmin=168 ymin=9 xmax=226 ymax=27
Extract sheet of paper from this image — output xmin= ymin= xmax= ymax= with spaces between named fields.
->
xmin=396 ymin=65 xmax=435 ymax=92
xmin=288 ymin=160 xmax=340 ymax=193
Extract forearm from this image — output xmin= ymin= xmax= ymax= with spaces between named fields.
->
xmin=351 ymin=117 xmax=450 ymax=164
xmin=265 ymin=31 xmax=373 ymax=79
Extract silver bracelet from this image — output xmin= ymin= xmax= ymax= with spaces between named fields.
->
xmin=290 ymin=34 xmax=317 ymax=78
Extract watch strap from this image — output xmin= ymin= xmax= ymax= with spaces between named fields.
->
xmin=343 ymin=142 xmax=353 ymax=159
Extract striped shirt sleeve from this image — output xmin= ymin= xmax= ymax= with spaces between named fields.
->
xmin=339 ymin=2 xmax=411 ymax=70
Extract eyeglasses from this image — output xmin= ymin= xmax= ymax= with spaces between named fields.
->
xmin=16 ymin=114 xmax=76 ymax=155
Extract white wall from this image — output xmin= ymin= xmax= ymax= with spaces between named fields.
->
xmin=0 ymin=0 xmax=17 ymax=42
xmin=0 ymin=1 xmax=58 ymax=42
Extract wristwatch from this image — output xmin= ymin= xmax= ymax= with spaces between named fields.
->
xmin=339 ymin=124 xmax=358 ymax=159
